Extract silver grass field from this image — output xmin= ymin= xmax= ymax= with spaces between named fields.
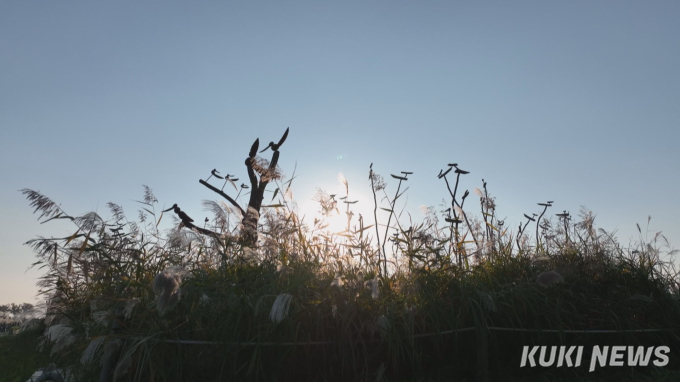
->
xmin=14 ymin=130 xmax=680 ymax=382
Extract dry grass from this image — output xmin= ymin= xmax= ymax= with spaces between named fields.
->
xmin=16 ymin=131 xmax=680 ymax=381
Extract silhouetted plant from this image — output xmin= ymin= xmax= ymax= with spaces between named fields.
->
xmin=18 ymin=129 xmax=680 ymax=382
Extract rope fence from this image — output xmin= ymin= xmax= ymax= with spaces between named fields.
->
xmin=159 ymin=326 xmax=680 ymax=346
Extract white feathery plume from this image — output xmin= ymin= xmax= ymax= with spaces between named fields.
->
xmin=81 ymin=336 xmax=105 ymax=364
xmin=269 ymin=293 xmax=293 ymax=323
xmin=44 ymin=324 xmax=76 ymax=356
xmin=90 ymin=299 xmax=110 ymax=326
xmin=376 ymin=315 xmax=390 ymax=338
xmin=92 ymin=311 xmax=109 ymax=326
xmin=153 ymin=266 xmax=188 ymax=315
xmin=123 ymin=298 xmax=140 ymax=320
xmin=243 ymin=247 xmax=258 ymax=262
xmin=476 ymin=291 xmax=497 ymax=313
xmin=113 ymin=355 xmax=132 ymax=381
xmin=536 ymin=271 xmax=564 ymax=287
xmin=200 ymin=293 xmax=210 ymax=305
xmin=366 ymin=277 xmax=379 ymax=300
xmin=100 ymin=339 xmax=122 ymax=367
xmin=330 ymin=276 xmax=344 ymax=288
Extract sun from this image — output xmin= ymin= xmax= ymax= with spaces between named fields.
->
xmin=324 ymin=210 xmax=350 ymax=234
xmin=297 ymin=174 xmax=375 ymax=237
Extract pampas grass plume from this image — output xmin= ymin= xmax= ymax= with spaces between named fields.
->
xmin=153 ymin=266 xmax=188 ymax=315
xmin=269 ymin=293 xmax=293 ymax=323
xmin=536 ymin=271 xmax=564 ymax=287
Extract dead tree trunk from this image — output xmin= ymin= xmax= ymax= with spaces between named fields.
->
xmin=200 ymin=128 xmax=288 ymax=247
xmin=241 ymin=142 xmax=281 ymax=246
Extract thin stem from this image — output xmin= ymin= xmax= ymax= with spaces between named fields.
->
xmin=370 ymin=167 xmax=383 ymax=277
xmin=382 ymin=179 xmax=403 ymax=275
xmin=535 ymin=205 xmax=549 ymax=252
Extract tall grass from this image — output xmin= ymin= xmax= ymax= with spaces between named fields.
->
xmin=19 ymin=131 xmax=680 ymax=381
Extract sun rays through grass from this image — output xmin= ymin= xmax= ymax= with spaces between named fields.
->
xmin=16 ymin=129 xmax=680 ymax=381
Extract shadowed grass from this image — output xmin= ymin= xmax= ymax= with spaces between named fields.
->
xmin=0 ymin=324 xmax=52 ymax=382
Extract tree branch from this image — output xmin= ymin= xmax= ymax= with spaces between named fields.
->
xmin=198 ymin=180 xmax=246 ymax=216
xmin=179 ymin=221 xmax=222 ymax=240
xmin=246 ymin=162 xmax=259 ymax=193
xmin=258 ymin=150 xmax=280 ymax=194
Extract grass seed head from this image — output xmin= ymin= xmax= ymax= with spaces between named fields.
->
xmin=153 ymin=266 xmax=187 ymax=315
xmin=331 ymin=275 xmax=344 ymax=288
xmin=80 ymin=336 xmax=105 ymax=365
xmin=269 ymin=293 xmax=293 ymax=323
xmin=536 ymin=270 xmax=564 ymax=287
xmin=114 ymin=355 xmax=132 ymax=381
xmin=377 ymin=315 xmax=390 ymax=338
xmin=123 ymin=298 xmax=140 ymax=320
xmin=44 ymin=323 xmax=76 ymax=356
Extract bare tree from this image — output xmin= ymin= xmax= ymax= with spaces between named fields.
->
xmin=199 ymin=128 xmax=289 ymax=247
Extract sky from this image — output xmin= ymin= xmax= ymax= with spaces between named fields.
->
xmin=1 ymin=1 xmax=679 ymax=305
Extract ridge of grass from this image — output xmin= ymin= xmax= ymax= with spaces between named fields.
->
xmin=14 ymin=133 xmax=680 ymax=381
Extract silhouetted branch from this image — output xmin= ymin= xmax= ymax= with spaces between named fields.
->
xmin=258 ymin=151 xmax=280 ymax=195
xmin=198 ymin=180 xmax=246 ymax=216
xmin=182 ymin=221 xmax=222 ymax=240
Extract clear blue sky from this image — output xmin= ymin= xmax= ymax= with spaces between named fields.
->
xmin=2 ymin=1 xmax=679 ymax=304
